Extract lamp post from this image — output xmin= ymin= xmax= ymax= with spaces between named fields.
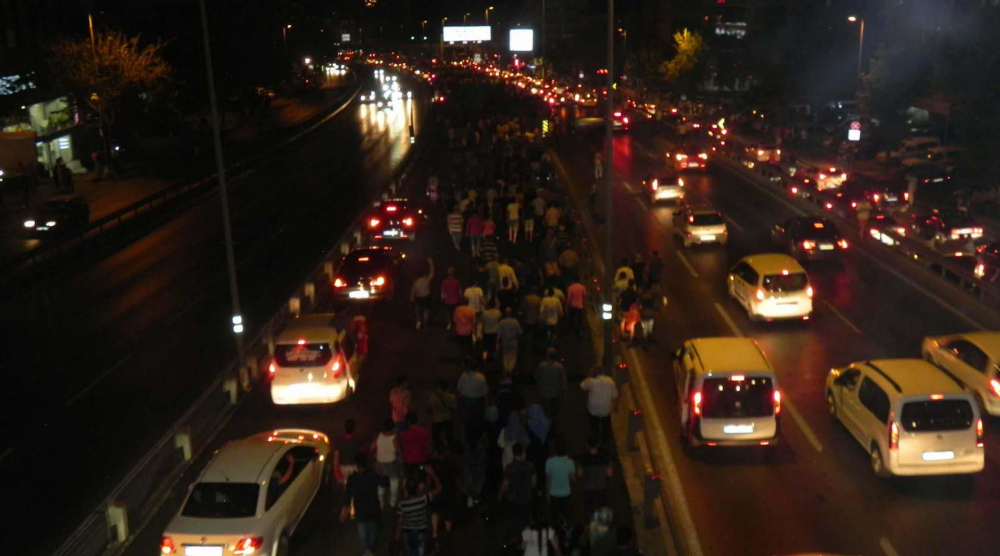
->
xmin=282 ymin=24 xmax=292 ymax=50
xmin=421 ymin=20 xmax=427 ymax=35
xmin=541 ymin=0 xmax=546 ymax=80
xmin=848 ymin=16 xmax=865 ymax=97
xmin=602 ymin=0 xmax=615 ymax=375
xmin=440 ymin=17 xmax=448 ymax=60
xmin=619 ymin=28 xmax=628 ymax=75
xmin=486 ymin=6 xmax=494 ymax=24
xmin=464 ymin=12 xmax=470 ymax=25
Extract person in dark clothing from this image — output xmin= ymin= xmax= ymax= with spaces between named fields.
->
xmin=427 ymin=450 xmax=458 ymax=551
xmin=614 ymin=526 xmax=642 ymax=556
xmin=577 ymin=436 xmax=613 ymax=516
xmin=343 ymin=453 xmax=389 ymax=556
xmin=495 ymin=372 xmax=524 ymax=428
xmin=497 ymin=277 xmax=518 ymax=313
xmin=646 ymin=250 xmax=663 ymax=291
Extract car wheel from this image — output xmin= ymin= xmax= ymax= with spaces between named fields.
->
xmin=826 ymin=390 xmax=838 ymax=421
xmin=871 ymin=444 xmax=890 ymax=478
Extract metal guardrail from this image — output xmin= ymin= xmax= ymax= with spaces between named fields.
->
xmin=50 ymin=77 xmax=432 ymax=556
xmin=3 ymin=73 xmax=361 ymax=288
xmin=710 ymin=150 xmax=1000 ymax=313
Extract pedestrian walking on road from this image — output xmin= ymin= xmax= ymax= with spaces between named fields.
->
xmin=447 ymin=205 xmax=465 ymax=250
xmin=333 ymin=419 xmax=361 ymax=486
xmin=467 ymin=210 xmax=484 ymax=257
xmin=855 ymin=198 xmax=872 ymax=239
xmin=545 ymin=439 xmax=576 ymax=524
xmin=578 ymin=436 xmax=613 ymax=516
xmin=390 ymin=376 xmax=412 ymax=428
xmin=521 ymin=507 xmax=559 ymax=556
xmin=581 ymin=367 xmax=619 ymax=445
xmin=481 ymin=300 xmax=502 ymax=360
xmin=539 ymin=288 xmax=563 ymax=343
xmin=426 ymin=450 xmax=458 ymax=553
xmin=566 ymin=279 xmax=586 ymax=338
xmin=499 ymin=443 xmax=536 ymax=539
xmin=498 ymin=412 xmax=531 ymax=469
xmin=453 ymin=299 xmax=478 ymax=359
xmin=521 ymin=287 xmax=543 ymax=353
xmin=342 ymin=453 xmax=389 ymax=556
xmin=373 ymin=418 xmax=402 ymax=508
xmin=457 ymin=366 xmax=489 ymax=420
xmin=535 ymin=348 xmax=567 ymax=425
xmin=441 ymin=268 xmax=463 ymax=330
xmin=411 ymin=258 xmax=435 ymax=330
xmin=396 ymin=469 xmax=442 ymax=556
xmin=526 ymin=404 xmax=552 ymax=480
xmin=594 ymin=151 xmax=604 ymax=180
xmin=428 ymin=380 xmax=457 ymax=453
xmin=638 ymin=288 xmax=659 ymax=345
xmin=497 ymin=308 xmax=523 ymax=375
xmin=507 ymin=198 xmax=521 ymax=243
xmin=399 ymin=410 xmax=432 ymax=480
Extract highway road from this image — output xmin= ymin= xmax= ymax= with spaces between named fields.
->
xmin=0 ymin=71 xmax=425 ymax=555
xmin=551 ymin=118 xmax=1000 ymax=556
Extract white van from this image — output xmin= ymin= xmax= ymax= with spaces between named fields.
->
xmin=674 ymin=337 xmax=781 ymax=451
xmin=727 ymin=254 xmax=813 ymax=321
xmin=878 ymin=136 xmax=941 ymax=162
xmin=826 ymin=359 xmax=983 ymax=477
xmin=270 ymin=314 xmax=354 ymax=405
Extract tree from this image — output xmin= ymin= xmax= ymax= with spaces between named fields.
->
xmin=659 ymin=29 xmax=703 ymax=84
xmin=52 ymin=32 xmax=172 ymax=175
xmin=859 ymin=42 xmax=930 ymax=164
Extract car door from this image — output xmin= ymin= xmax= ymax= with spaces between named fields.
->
xmin=855 ymin=378 xmax=890 ymax=448
xmin=286 ymin=446 xmax=321 ymax=530
xmin=729 ymin=263 xmax=750 ymax=305
xmin=835 ymin=369 xmax=863 ymax=439
xmin=940 ymin=340 xmax=981 ymax=392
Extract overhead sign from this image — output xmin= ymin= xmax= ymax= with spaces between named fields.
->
xmin=848 ymin=121 xmax=861 ymax=141
xmin=341 ymin=33 xmax=351 ymax=42
xmin=509 ymin=29 xmax=534 ymax=52
xmin=443 ymin=26 xmax=491 ymax=43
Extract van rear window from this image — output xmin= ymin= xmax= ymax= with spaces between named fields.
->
xmin=762 ymin=273 xmax=808 ymax=292
xmin=701 ymin=377 xmax=774 ymax=418
xmin=275 ymin=343 xmax=333 ymax=367
xmin=900 ymin=400 xmax=973 ymax=432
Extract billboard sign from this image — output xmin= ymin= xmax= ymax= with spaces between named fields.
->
xmin=341 ymin=33 xmax=351 ymax=42
xmin=443 ymin=26 xmax=491 ymax=43
xmin=509 ymin=29 xmax=534 ymax=52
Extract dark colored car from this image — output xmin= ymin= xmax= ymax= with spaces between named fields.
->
xmin=772 ymin=217 xmax=848 ymax=260
xmin=23 ymin=195 xmax=89 ymax=234
xmin=670 ymin=144 xmax=709 ymax=171
xmin=331 ymin=247 xmax=401 ymax=301
xmin=366 ymin=198 xmax=422 ymax=241
xmin=868 ymin=211 xmax=908 ymax=246
xmin=902 ymin=163 xmax=951 ymax=187
xmin=910 ymin=210 xmax=984 ymax=244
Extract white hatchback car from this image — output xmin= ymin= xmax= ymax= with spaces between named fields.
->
xmin=270 ymin=314 xmax=355 ymax=405
xmin=675 ymin=205 xmax=728 ymax=247
xmin=922 ymin=332 xmax=1000 ymax=417
xmin=727 ymin=254 xmax=813 ymax=321
xmin=161 ymin=429 xmax=331 ymax=556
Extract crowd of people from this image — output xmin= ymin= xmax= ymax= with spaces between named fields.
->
xmin=335 ymin=70 xmax=644 ymax=556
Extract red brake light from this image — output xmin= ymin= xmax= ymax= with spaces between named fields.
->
xmin=692 ymin=391 xmax=702 ymax=415
xmin=402 ymin=217 xmax=414 ymax=227
xmin=334 ymin=278 xmax=345 ymax=288
xmin=373 ymin=276 xmax=386 ymax=286
xmin=889 ymin=421 xmax=899 ymax=451
xmin=331 ymin=359 xmax=342 ymax=378
xmin=977 ymin=418 xmax=984 ymax=448
xmin=802 ymin=240 xmax=816 ymax=250
xmin=837 ymin=239 xmax=849 ymax=249
xmin=161 ymin=537 xmax=177 ymax=554
xmin=990 ymin=379 xmax=1000 ymax=398
xmin=614 ymin=111 xmax=621 ymax=117
xmin=369 ymin=218 xmax=380 ymax=228
xmin=806 ymin=286 xmax=814 ymax=298
xmin=729 ymin=375 xmax=745 ymax=382
xmin=385 ymin=205 xmax=397 ymax=212
xmin=269 ymin=362 xmax=276 ymax=374
xmin=623 ymin=117 xmax=629 ymax=124
xmin=773 ymin=390 xmax=781 ymax=415
xmin=234 ymin=537 xmax=264 ymax=555
xmin=756 ymin=289 xmax=765 ymax=301
xmin=688 ymin=215 xmax=695 ymax=223
xmin=790 ymin=186 xmax=799 ymax=194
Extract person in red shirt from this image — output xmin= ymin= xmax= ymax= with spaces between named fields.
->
xmin=441 ymin=268 xmax=463 ymax=330
xmin=398 ymin=410 xmax=432 ymax=479
xmin=566 ymin=280 xmax=587 ymax=338
xmin=453 ymin=298 xmax=478 ymax=359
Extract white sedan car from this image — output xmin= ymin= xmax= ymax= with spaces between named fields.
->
xmin=922 ymin=332 xmax=1000 ymax=417
xmin=161 ymin=430 xmax=331 ymax=556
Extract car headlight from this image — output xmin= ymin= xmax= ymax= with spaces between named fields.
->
xmin=24 ymin=220 xmax=36 ymax=228
xmin=46 ymin=221 xmax=57 ymax=227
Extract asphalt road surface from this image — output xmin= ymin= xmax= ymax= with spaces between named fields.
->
xmin=552 ymin=117 xmax=1000 ymax=556
xmin=0 ymin=73 xmax=425 ymax=556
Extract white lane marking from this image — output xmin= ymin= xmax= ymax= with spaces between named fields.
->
xmin=622 ymin=180 xmax=640 ymax=194
xmin=880 ymin=537 xmax=900 ymax=556
xmin=676 ymin=251 xmax=700 ymax=278
xmin=821 ymin=300 xmax=862 ymax=335
xmin=0 ymin=447 xmax=14 ymax=464
xmin=627 ymin=350 xmax=706 ymax=556
xmin=783 ymin=396 xmax=823 ymax=452
xmin=714 ymin=302 xmax=743 ymax=337
xmin=715 ymin=158 xmax=988 ymax=331
xmin=723 ymin=215 xmax=745 ymax=233
xmin=64 ymin=355 xmax=132 ymax=409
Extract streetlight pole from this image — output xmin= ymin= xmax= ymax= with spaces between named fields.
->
xmin=440 ymin=17 xmax=448 ymax=60
xmin=422 ymin=20 xmax=427 ymax=35
xmin=282 ymin=24 xmax=291 ymax=50
xmin=848 ymin=16 xmax=864 ymax=97
xmin=464 ymin=13 xmax=470 ymax=25
xmin=602 ymin=0 xmax=615 ymax=375
xmin=486 ymin=6 xmax=494 ymax=25
xmin=199 ymin=0 xmax=246 ymax=370
xmin=541 ymin=0 xmax=547 ymax=80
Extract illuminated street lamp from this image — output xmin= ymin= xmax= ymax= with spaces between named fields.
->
xmin=485 ymin=6 xmax=494 ymax=24
xmin=440 ymin=17 xmax=448 ymax=59
xmin=304 ymin=57 xmax=311 ymax=65
xmin=422 ymin=20 xmax=428 ymax=34
xmin=464 ymin=12 xmax=470 ymax=24
xmin=282 ymin=24 xmax=292 ymax=50
xmin=848 ymin=16 xmax=865 ymax=96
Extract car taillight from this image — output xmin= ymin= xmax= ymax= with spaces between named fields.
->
xmin=369 ymin=218 xmax=380 ymax=228
xmin=372 ymin=276 xmax=385 ymax=287
xmin=837 ymin=239 xmax=849 ymax=249
xmin=889 ymin=421 xmax=899 ymax=451
xmin=688 ymin=215 xmax=694 ymax=223
xmin=269 ymin=362 xmax=276 ymax=374
xmin=331 ymin=359 xmax=343 ymax=378
xmin=773 ymin=390 xmax=781 ymax=415
xmin=873 ymin=193 xmax=880 ymax=203
xmin=334 ymin=278 xmax=345 ymax=288
xmin=692 ymin=391 xmax=702 ymax=416
xmin=790 ymin=186 xmax=798 ymax=194
xmin=825 ymin=202 xmax=833 ymax=210
xmin=903 ymin=192 xmax=910 ymax=201
xmin=234 ymin=537 xmax=264 ymax=555
xmin=977 ymin=418 xmax=984 ymax=448
xmin=895 ymin=227 xmax=906 ymax=236
xmin=614 ymin=111 xmax=621 ymax=117
xmin=756 ymin=289 xmax=765 ymax=301
xmin=403 ymin=217 xmax=414 ymax=227
xmin=802 ymin=240 xmax=816 ymax=250
xmin=623 ymin=117 xmax=629 ymax=124
xmin=806 ymin=286 xmax=814 ymax=298
xmin=990 ymin=379 xmax=1000 ymax=397
xmin=651 ymin=179 xmax=658 ymax=190
xmin=160 ymin=537 xmax=177 ymax=554
xmin=819 ymin=173 xmax=827 ymax=180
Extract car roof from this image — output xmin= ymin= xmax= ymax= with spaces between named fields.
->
xmin=957 ymin=332 xmax=1000 ymax=358
xmin=202 ymin=438 xmax=286 ymax=483
xmin=684 ymin=204 xmax=719 ymax=215
xmin=741 ymin=253 xmax=806 ymax=274
xmin=860 ymin=359 xmax=966 ymax=396
xmin=688 ymin=337 xmax=772 ymax=374
xmin=277 ymin=313 xmax=339 ymax=343
xmin=902 ymin=136 xmax=940 ymax=144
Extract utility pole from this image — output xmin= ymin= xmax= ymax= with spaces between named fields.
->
xmin=199 ymin=0 xmax=247 ymax=370
xmin=602 ymin=0 xmax=615 ymax=374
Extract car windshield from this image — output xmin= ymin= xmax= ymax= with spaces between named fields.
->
xmin=762 ymin=273 xmax=808 ymax=292
xmin=900 ymin=400 xmax=974 ymax=432
xmin=691 ymin=213 xmax=724 ymax=226
xmin=701 ymin=377 xmax=775 ymax=418
xmin=181 ymin=483 xmax=259 ymax=518
xmin=274 ymin=342 xmax=333 ymax=367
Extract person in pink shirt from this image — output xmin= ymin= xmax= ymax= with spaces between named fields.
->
xmin=566 ymin=280 xmax=586 ymax=338
xmin=389 ymin=376 xmax=412 ymax=428
xmin=453 ymin=298 xmax=478 ymax=360
xmin=466 ymin=212 xmax=484 ymax=257
xmin=441 ymin=268 xmax=463 ymax=330
xmin=482 ymin=216 xmax=496 ymax=239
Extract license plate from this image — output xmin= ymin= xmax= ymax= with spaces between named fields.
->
xmin=819 ymin=244 xmax=834 ymax=251
xmin=777 ymin=301 xmax=798 ymax=305
xmin=184 ymin=547 xmax=224 ymax=556
xmin=922 ymin=451 xmax=955 ymax=461
xmin=699 ymin=235 xmax=716 ymax=241
xmin=688 ymin=163 xmax=700 ymax=168
xmin=348 ymin=290 xmax=370 ymax=299
xmin=723 ymin=424 xmax=754 ymax=434
xmin=383 ymin=229 xmax=400 ymax=237
xmin=932 ymin=178 xmax=944 ymax=183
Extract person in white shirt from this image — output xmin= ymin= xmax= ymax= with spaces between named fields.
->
xmin=464 ymin=280 xmax=486 ymax=340
xmin=539 ymin=288 xmax=564 ymax=342
xmin=581 ymin=367 xmax=619 ymax=445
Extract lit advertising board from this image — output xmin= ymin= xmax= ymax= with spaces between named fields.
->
xmin=509 ymin=29 xmax=534 ymax=51
xmin=443 ymin=26 xmax=492 ymax=43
